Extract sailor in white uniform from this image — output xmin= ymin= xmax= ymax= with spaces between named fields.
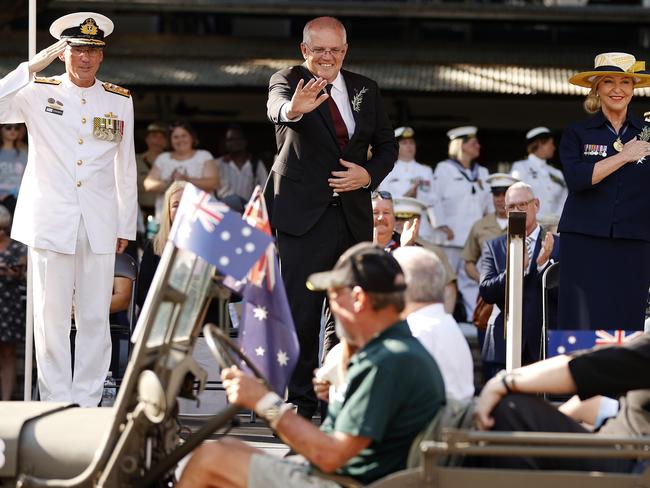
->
xmin=510 ymin=126 xmax=567 ymax=224
xmin=0 ymin=12 xmax=137 ymax=405
xmin=431 ymin=126 xmax=492 ymax=320
xmin=377 ymin=126 xmax=437 ymax=241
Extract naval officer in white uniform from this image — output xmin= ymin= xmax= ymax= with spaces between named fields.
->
xmin=431 ymin=126 xmax=491 ymax=321
xmin=0 ymin=12 xmax=137 ymax=406
xmin=510 ymin=126 xmax=568 ymax=223
xmin=377 ymin=126 xmax=438 ymax=241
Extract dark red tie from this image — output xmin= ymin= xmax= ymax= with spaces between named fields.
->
xmin=326 ymin=84 xmax=349 ymax=150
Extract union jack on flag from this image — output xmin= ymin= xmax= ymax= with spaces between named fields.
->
xmin=169 ymin=184 xmax=272 ymax=281
xmin=231 ymin=186 xmax=299 ymax=395
xmin=548 ymin=329 xmax=644 ymax=357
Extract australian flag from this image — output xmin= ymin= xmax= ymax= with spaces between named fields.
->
xmin=548 ymin=329 xmax=644 ymax=357
xmin=169 ymin=184 xmax=272 ymax=281
xmin=232 ymin=186 xmax=299 ymax=395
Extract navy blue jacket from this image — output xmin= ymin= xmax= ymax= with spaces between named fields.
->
xmin=558 ymin=111 xmax=650 ymax=242
xmin=479 ymin=230 xmax=560 ymax=366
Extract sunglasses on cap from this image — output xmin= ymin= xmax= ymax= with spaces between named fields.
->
xmin=371 ymin=190 xmax=392 ymax=200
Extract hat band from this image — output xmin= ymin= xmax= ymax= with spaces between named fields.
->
xmin=593 ymin=61 xmax=646 ymax=75
xmin=61 ymin=26 xmax=105 ymax=41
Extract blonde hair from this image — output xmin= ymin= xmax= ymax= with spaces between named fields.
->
xmin=584 ymin=79 xmax=602 ymax=114
xmin=153 ymin=181 xmax=186 ymax=255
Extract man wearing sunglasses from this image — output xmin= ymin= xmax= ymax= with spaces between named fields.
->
xmin=0 ymin=12 xmax=137 ymax=406
xmin=265 ymin=16 xmax=397 ymax=419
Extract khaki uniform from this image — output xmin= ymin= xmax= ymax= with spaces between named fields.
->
xmin=461 ymin=213 xmax=507 ymax=264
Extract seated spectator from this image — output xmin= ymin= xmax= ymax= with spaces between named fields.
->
xmin=177 ymin=243 xmax=445 ymax=488
xmin=143 ymin=122 xmax=218 ymax=219
xmin=473 ymin=333 xmax=650 ymax=472
xmin=479 ymin=182 xmax=559 ymax=380
xmin=214 ymin=124 xmax=268 ymax=201
xmin=137 ymin=181 xmax=185 ymax=308
xmin=394 ymin=246 xmax=474 ymax=402
xmin=372 ymin=191 xmax=457 ymax=314
xmin=0 ymin=205 xmax=26 ymax=400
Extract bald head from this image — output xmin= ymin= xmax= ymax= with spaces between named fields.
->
xmin=303 ymin=16 xmax=347 ymax=44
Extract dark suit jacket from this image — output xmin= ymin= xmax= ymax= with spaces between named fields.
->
xmin=264 ymin=65 xmax=397 ymax=241
xmin=558 ymin=111 xmax=650 ymax=242
xmin=478 ymin=229 xmax=560 ymax=365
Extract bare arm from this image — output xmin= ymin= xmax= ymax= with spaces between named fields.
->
xmin=183 ymin=159 xmax=220 ymax=193
xmin=222 ymin=367 xmax=370 ymax=472
xmin=475 ymin=355 xmax=574 ymax=430
xmin=110 ymin=276 xmax=132 ymax=313
xmin=143 ymin=164 xmax=167 ymax=193
xmin=465 ymin=261 xmax=480 ymax=283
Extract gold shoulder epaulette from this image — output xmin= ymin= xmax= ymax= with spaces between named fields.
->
xmin=102 ymin=82 xmax=130 ymax=98
xmin=34 ymin=76 xmax=61 ymax=85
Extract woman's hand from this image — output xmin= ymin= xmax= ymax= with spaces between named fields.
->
xmin=620 ymin=138 xmax=650 ymax=162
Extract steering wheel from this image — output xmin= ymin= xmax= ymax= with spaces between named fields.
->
xmin=203 ymin=323 xmax=271 ymax=387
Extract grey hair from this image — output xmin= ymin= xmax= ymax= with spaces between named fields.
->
xmin=303 ymin=16 xmax=347 ymax=45
xmin=506 ymin=181 xmax=535 ymax=200
xmin=0 ymin=205 xmax=10 ymax=229
xmin=366 ymin=290 xmax=405 ymax=313
xmin=393 ymin=247 xmax=446 ymax=304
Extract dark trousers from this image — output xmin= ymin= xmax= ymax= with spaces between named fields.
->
xmin=466 ymin=394 xmax=634 ymax=472
xmin=276 ymin=204 xmax=355 ymax=418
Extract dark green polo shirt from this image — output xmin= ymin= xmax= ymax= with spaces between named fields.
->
xmin=319 ymin=320 xmax=445 ymax=484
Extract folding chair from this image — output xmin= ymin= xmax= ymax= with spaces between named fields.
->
xmin=540 ymin=261 xmax=560 ymax=360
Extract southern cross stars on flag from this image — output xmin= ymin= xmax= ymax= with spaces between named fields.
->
xmin=169 ymin=184 xmax=272 ymax=281
xmin=235 ymin=186 xmax=299 ymax=395
xmin=547 ymin=329 xmax=644 ymax=357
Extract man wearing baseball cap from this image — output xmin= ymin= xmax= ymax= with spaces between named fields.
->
xmin=0 ymin=12 xmax=137 ymax=406
xmin=178 ymin=243 xmax=445 ymax=488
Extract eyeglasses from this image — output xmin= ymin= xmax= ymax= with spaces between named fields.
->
xmin=304 ymin=45 xmax=346 ymax=57
xmin=371 ymin=190 xmax=392 ymax=200
xmin=506 ymin=199 xmax=534 ymax=212
xmin=68 ymin=46 xmax=103 ymax=58
xmin=2 ymin=125 xmax=20 ymax=131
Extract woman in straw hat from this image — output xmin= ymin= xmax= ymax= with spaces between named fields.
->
xmin=557 ymin=52 xmax=650 ymax=331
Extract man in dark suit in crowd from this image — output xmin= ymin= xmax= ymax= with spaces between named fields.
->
xmin=265 ymin=16 xmax=397 ymax=418
xmin=479 ymin=182 xmax=560 ymax=380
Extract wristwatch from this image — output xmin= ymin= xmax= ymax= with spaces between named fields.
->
xmin=254 ymin=392 xmax=291 ymax=429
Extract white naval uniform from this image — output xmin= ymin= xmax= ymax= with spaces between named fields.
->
xmin=0 ymin=62 xmax=138 ymax=406
xmin=431 ymin=159 xmax=491 ymax=320
xmin=511 ymin=154 xmax=568 ymax=221
xmin=377 ymin=158 xmax=437 ymax=241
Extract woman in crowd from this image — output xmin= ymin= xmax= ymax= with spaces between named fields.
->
xmin=0 ymin=206 xmax=26 ymax=400
xmin=430 ymin=126 xmax=492 ymax=321
xmin=558 ymin=52 xmax=650 ymax=330
xmin=143 ymin=122 xmax=218 ymax=219
xmin=137 ymin=181 xmax=186 ymax=308
xmin=0 ymin=123 xmax=28 ymax=215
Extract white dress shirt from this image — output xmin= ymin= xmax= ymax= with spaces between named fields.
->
xmin=407 ymin=303 xmax=475 ymax=402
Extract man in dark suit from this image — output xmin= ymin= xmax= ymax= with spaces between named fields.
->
xmin=264 ymin=16 xmax=397 ymax=418
xmin=479 ymin=182 xmax=560 ymax=380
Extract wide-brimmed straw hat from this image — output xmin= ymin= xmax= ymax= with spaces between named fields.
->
xmin=569 ymin=52 xmax=650 ymax=89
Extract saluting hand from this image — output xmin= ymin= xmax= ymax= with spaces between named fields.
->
xmin=28 ymin=40 xmax=67 ymax=74
xmin=285 ymin=77 xmax=329 ymax=119
xmin=329 ymin=159 xmax=371 ymax=192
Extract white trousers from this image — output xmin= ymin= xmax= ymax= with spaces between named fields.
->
xmin=30 ymin=219 xmax=114 ymax=407
xmin=445 ymin=247 xmax=478 ymax=321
